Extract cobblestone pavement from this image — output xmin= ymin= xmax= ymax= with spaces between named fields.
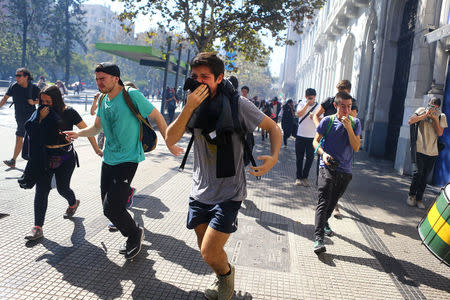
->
xmin=0 ymin=106 xmax=449 ymax=299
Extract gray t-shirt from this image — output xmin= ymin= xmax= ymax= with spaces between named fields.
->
xmin=190 ymin=97 xmax=265 ymax=204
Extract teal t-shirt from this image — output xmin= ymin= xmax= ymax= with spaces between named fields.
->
xmin=97 ymin=87 xmax=155 ymax=165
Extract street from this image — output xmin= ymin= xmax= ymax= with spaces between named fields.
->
xmin=0 ymin=103 xmax=449 ymax=299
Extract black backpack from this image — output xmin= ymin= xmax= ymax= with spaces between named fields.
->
xmin=179 ymin=93 xmax=258 ymax=178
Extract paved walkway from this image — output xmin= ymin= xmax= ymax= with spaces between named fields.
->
xmin=0 ymin=110 xmax=449 ymax=299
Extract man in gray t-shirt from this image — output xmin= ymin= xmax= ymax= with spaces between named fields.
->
xmin=166 ymin=53 xmax=281 ymax=300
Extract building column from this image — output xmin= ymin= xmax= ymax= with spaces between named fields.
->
xmin=394 ymin=0 xmax=443 ymax=174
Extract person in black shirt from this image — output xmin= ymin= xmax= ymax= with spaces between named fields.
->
xmin=24 ymin=85 xmax=101 ymax=240
xmin=312 ymin=79 xmax=358 ymax=219
xmin=0 ymin=68 xmax=40 ymax=168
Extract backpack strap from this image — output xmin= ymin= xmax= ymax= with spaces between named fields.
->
xmin=232 ymin=95 xmax=259 ymax=177
xmin=179 ymin=134 xmax=195 ymax=171
xmin=314 ymin=114 xmax=335 ymax=154
xmin=122 ymin=86 xmax=154 ymax=142
xmin=348 ymin=115 xmax=355 ymax=129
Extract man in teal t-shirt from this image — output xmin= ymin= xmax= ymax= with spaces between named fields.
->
xmin=65 ymin=62 xmax=183 ymax=260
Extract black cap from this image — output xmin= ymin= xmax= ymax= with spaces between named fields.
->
xmin=95 ymin=62 xmax=123 ymax=86
xmin=305 ymin=88 xmax=316 ymax=96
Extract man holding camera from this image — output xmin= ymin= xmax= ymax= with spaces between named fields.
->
xmin=312 ymin=92 xmax=361 ymax=254
xmin=407 ymin=97 xmax=447 ymax=208
xmin=166 ymin=52 xmax=281 ymax=300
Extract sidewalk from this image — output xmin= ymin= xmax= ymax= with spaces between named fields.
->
xmin=0 ymin=122 xmax=449 ymax=299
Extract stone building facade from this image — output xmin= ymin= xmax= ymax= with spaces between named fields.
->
xmin=281 ymin=0 xmax=450 ymax=183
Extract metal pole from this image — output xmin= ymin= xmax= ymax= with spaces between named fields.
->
xmin=174 ymin=45 xmax=182 ymax=91
xmin=183 ymin=49 xmax=191 ymax=106
xmin=85 ymin=95 xmax=87 ymax=111
xmin=160 ymin=36 xmax=172 ymax=114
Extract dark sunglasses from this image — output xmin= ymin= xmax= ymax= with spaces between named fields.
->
xmin=15 ymin=74 xmax=23 ymax=77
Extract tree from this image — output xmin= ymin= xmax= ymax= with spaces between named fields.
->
xmin=5 ymin=0 xmax=52 ymax=67
xmin=49 ymin=0 xmax=87 ymax=83
xmin=227 ymin=54 xmax=275 ymax=99
xmin=117 ymin=0 xmax=325 ymax=65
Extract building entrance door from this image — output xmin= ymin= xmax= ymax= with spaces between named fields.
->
xmin=384 ymin=0 xmax=418 ymax=160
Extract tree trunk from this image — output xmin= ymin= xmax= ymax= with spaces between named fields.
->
xmin=64 ymin=0 xmax=71 ymax=84
xmin=21 ymin=15 xmax=28 ymax=67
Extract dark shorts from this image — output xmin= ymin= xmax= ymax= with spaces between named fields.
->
xmin=186 ymin=198 xmax=242 ymax=234
xmin=15 ymin=112 xmax=33 ymax=137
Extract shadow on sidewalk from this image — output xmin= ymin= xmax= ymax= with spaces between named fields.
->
xmin=130 ymin=196 xmax=254 ymax=299
xmin=130 ymin=195 xmax=207 ymax=275
xmin=34 ymin=217 xmax=200 ymax=299
xmin=322 ymin=233 xmax=450 ymax=293
xmin=240 ymin=199 xmax=319 ymax=244
xmin=340 ymin=206 xmax=420 ymax=240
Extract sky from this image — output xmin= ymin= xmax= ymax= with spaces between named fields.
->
xmin=85 ymin=0 xmax=285 ymax=77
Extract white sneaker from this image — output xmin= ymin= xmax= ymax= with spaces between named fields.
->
xmin=416 ymin=200 xmax=425 ymax=209
xmin=302 ymin=178 xmax=311 ymax=187
xmin=295 ymin=179 xmax=303 ymax=186
xmin=406 ymin=195 xmax=416 ymax=207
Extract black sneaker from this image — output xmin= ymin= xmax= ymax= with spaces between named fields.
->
xmin=124 ymin=226 xmax=144 ymax=260
xmin=314 ymin=239 xmax=326 ymax=254
xmin=119 ymin=242 xmax=127 ymax=254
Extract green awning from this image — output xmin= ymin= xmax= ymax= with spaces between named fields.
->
xmin=95 ymin=43 xmax=188 ymax=73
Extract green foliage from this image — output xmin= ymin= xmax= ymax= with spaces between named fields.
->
xmin=227 ymin=54 xmax=276 ymax=99
xmin=116 ymin=0 xmax=325 ymax=66
xmin=0 ymin=0 xmax=87 ymax=83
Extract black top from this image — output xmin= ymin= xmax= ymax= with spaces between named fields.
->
xmin=46 ymin=106 xmax=82 ymax=145
xmin=6 ymin=82 xmax=40 ymax=117
xmin=320 ymin=96 xmax=358 ymax=117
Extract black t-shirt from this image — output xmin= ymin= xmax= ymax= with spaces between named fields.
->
xmin=6 ymin=82 xmax=40 ymax=117
xmin=320 ymin=96 xmax=358 ymax=116
xmin=46 ymin=106 xmax=82 ymax=145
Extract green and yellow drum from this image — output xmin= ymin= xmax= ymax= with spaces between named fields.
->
xmin=418 ymin=183 xmax=450 ymax=266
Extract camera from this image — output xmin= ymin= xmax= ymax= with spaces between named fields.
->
xmin=327 ymin=157 xmax=340 ymax=172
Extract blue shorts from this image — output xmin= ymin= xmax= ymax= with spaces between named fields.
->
xmin=186 ymin=198 xmax=242 ymax=234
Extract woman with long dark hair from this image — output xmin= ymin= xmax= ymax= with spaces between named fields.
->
xmin=281 ymin=99 xmax=295 ymax=147
xmin=25 ymin=85 xmax=101 ymax=240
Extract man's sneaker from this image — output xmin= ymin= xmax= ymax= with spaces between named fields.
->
xmin=406 ymin=195 xmax=416 ymax=207
xmin=204 ymin=278 xmax=219 ymax=300
xmin=302 ymin=178 xmax=311 ymax=187
xmin=63 ymin=200 xmax=80 ymax=219
xmin=119 ymin=242 xmax=127 ymax=254
xmin=124 ymin=226 xmax=144 ymax=260
xmin=3 ymin=159 xmax=15 ymax=168
xmin=217 ymin=264 xmax=235 ymax=300
xmin=333 ymin=206 xmax=342 ymax=219
xmin=295 ymin=179 xmax=303 ymax=186
xmin=108 ymin=223 xmax=118 ymax=231
xmin=127 ymin=187 xmax=136 ymax=208
xmin=416 ymin=200 xmax=425 ymax=209
xmin=324 ymin=223 xmax=333 ymax=237
xmin=25 ymin=226 xmax=43 ymax=240
xmin=314 ymin=239 xmax=326 ymax=254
